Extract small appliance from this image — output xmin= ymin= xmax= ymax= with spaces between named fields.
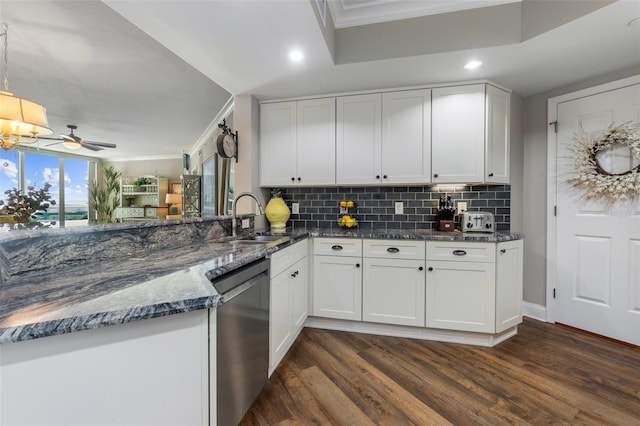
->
xmin=460 ymin=211 xmax=495 ymax=233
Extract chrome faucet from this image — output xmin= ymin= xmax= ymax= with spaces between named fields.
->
xmin=232 ymin=192 xmax=265 ymax=237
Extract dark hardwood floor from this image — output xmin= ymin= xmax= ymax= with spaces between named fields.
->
xmin=241 ymin=318 xmax=640 ymax=425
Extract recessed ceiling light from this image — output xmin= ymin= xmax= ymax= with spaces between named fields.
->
xmin=464 ymin=60 xmax=483 ymax=70
xmin=289 ymin=49 xmax=304 ymax=63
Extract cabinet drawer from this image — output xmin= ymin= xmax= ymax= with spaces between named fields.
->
xmin=270 ymin=239 xmax=308 ymax=278
xmin=363 ymin=239 xmax=425 ymax=260
xmin=426 ymin=241 xmax=495 ymax=263
xmin=313 ymin=238 xmax=362 ymax=257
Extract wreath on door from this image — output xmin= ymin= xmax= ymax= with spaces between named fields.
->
xmin=568 ymin=122 xmax=640 ymax=202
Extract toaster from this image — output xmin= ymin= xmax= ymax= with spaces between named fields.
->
xmin=460 ymin=211 xmax=495 ymax=233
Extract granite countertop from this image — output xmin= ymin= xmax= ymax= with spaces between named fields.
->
xmin=0 ymin=222 xmax=522 ymax=345
xmin=310 ymin=228 xmax=524 ymax=242
xmin=0 ymin=227 xmax=308 ymax=344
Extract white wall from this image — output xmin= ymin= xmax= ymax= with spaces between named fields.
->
xmin=521 ymin=66 xmax=639 ymax=307
xmin=105 ymin=158 xmax=183 ymax=188
xmin=510 ymin=93 xmax=524 ymax=233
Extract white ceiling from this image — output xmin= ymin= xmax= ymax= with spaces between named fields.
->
xmin=3 ymin=0 xmax=639 ymax=161
xmin=328 ymin=0 xmax=521 ymax=28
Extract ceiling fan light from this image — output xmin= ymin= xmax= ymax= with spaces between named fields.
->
xmin=62 ymin=140 xmax=82 ymax=150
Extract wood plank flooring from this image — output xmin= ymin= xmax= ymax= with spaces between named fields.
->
xmin=240 ymin=318 xmax=640 ymax=425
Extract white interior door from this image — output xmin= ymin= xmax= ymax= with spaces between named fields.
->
xmin=554 ymin=83 xmax=640 ymax=345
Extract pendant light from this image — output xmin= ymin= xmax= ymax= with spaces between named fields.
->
xmin=0 ymin=23 xmax=52 ymax=149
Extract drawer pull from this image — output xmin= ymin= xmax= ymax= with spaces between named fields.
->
xmin=355 ymin=263 xmax=360 ymax=268
xmin=452 ymin=250 xmax=467 ymax=256
xmin=500 ymin=249 xmax=506 ymax=254
xmin=428 ymin=267 xmax=433 ymax=271
xmin=331 ymin=245 xmax=343 ymax=251
xmin=418 ymin=266 xmax=424 ymax=271
xmin=291 ymin=271 xmax=299 ymax=278
xmin=387 ymin=247 xmax=400 ymax=253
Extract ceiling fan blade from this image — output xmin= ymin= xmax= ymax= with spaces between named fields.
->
xmin=80 ymin=143 xmax=104 ymax=152
xmin=62 ymin=134 xmax=80 ymax=142
xmin=37 ymin=136 xmax=63 ymax=141
xmin=83 ymin=141 xmax=116 ymax=148
xmin=45 ymin=141 xmax=62 ymax=147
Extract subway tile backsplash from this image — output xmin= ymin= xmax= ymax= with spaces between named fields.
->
xmin=279 ymin=185 xmax=510 ymax=232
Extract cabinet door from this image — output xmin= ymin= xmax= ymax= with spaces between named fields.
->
xmin=291 ymin=257 xmax=309 ymax=330
xmin=426 ymin=261 xmax=495 ymax=332
xmin=260 ymin=102 xmax=297 ymax=186
xmin=313 ymin=255 xmax=362 ymax=320
xmin=297 ymin=98 xmax=336 ymax=186
xmin=270 ymin=271 xmax=292 ymax=371
xmin=382 ymin=89 xmax=431 ymax=184
xmin=485 ymin=85 xmax=510 ymax=184
xmin=495 ymin=240 xmax=523 ymax=332
xmin=336 ymin=94 xmax=382 ymax=185
xmin=363 ymin=258 xmax=425 ymax=327
xmin=432 ymin=84 xmax=485 ymax=183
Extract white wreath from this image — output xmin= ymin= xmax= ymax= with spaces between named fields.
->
xmin=568 ymin=123 xmax=640 ymax=202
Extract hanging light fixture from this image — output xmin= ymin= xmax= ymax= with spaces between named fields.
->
xmin=0 ymin=23 xmax=52 ymax=150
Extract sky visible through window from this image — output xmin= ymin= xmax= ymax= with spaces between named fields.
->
xmin=0 ymin=150 xmax=89 ymax=223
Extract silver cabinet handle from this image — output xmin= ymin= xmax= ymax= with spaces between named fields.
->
xmin=453 ymin=250 xmax=467 ymax=256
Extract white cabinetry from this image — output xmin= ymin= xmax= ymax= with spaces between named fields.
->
xmin=431 ymin=84 xmax=510 ymax=184
xmin=382 ymin=89 xmax=431 ymax=184
xmin=336 ymin=94 xmax=382 ymax=185
xmin=312 ymin=238 xmax=362 ymax=320
xmin=269 ymin=240 xmax=308 ymax=375
xmin=362 ymin=240 xmax=426 ymax=326
xmin=336 ymin=90 xmax=431 ymax=185
xmin=260 ymin=98 xmax=336 ymax=187
xmin=426 ymin=241 xmax=499 ymax=333
xmin=495 ymin=240 xmax=523 ymax=332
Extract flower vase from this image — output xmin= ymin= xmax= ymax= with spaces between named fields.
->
xmin=265 ymin=196 xmax=290 ymax=234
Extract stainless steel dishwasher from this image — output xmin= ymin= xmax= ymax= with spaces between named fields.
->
xmin=210 ymin=258 xmax=270 ymax=426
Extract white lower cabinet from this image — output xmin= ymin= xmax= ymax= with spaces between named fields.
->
xmin=269 ymin=240 xmax=308 ymax=375
xmin=495 ymin=240 xmax=524 ymax=332
xmin=426 ymin=258 xmax=496 ymax=333
xmin=362 ymin=239 xmax=426 ymax=327
xmin=311 ymin=237 xmax=523 ymax=343
xmin=312 ymin=238 xmax=363 ymax=320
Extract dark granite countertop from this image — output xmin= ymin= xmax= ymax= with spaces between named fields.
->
xmin=0 ymin=220 xmax=522 ymax=344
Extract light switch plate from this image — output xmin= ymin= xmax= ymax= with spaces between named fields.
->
xmin=241 ymin=218 xmax=250 ymax=229
xmin=457 ymin=202 xmax=467 ymax=214
xmin=395 ymin=202 xmax=403 ymax=215
xmin=292 ymin=203 xmax=299 ymax=214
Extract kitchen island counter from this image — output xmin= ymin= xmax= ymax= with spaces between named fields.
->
xmin=0 ymin=218 xmax=308 ymax=344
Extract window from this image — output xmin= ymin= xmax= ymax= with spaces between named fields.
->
xmin=0 ymin=149 xmax=93 ymax=228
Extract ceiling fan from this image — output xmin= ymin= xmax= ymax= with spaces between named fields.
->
xmin=39 ymin=124 xmax=117 ymax=151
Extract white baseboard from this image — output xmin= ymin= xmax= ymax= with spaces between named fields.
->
xmin=523 ymin=302 xmax=547 ymax=322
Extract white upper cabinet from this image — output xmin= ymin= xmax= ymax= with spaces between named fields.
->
xmin=260 ymin=101 xmax=297 ymax=186
xmin=260 ymin=98 xmax=336 ymax=187
xmin=382 ymin=89 xmax=431 ymax=184
xmin=432 ymin=84 xmax=486 ymax=184
xmin=485 ymin=85 xmax=510 ymax=184
xmin=432 ymin=84 xmax=510 ymax=184
xmin=336 ymin=90 xmax=431 ymax=185
xmin=336 ymin=94 xmax=382 ymax=185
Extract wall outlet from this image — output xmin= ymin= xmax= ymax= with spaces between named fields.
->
xmin=395 ymin=202 xmax=404 ymax=215
xmin=292 ymin=202 xmax=299 ymax=214
xmin=457 ymin=202 xmax=467 ymax=214
xmin=241 ymin=218 xmax=250 ymax=229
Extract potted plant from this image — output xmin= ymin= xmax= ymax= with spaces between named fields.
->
xmin=0 ymin=183 xmax=57 ymax=229
xmin=132 ymin=176 xmax=152 ymax=191
xmin=89 ymin=166 xmax=121 ymax=224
